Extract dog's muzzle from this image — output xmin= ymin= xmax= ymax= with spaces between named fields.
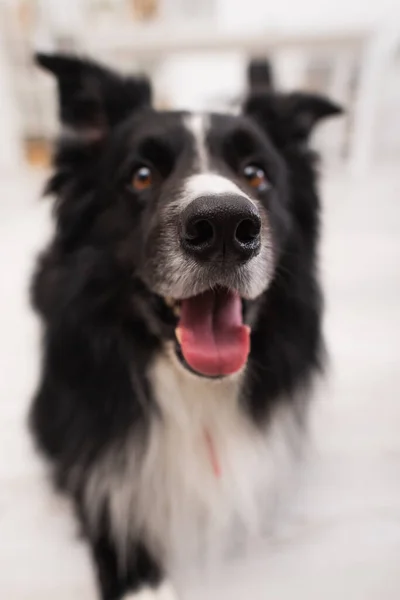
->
xmin=143 ymin=191 xmax=272 ymax=377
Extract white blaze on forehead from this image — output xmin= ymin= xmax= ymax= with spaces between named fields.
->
xmin=183 ymin=173 xmax=252 ymax=206
xmin=184 ymin=113 xmax=209 ymax=171
xmin=182 ymin=113 xmax=256 ymax=206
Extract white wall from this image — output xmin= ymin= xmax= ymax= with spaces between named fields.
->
xmin=217 ymin=0 xmax=400 ymax=32
xmin=0 ymin=39 xmax=23 ymax=171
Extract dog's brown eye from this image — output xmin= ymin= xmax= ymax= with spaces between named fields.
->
xmin=132 ymin=166 xmax=153 ymax=191
xmin=242 ymin=165 xmax=268 ymax=191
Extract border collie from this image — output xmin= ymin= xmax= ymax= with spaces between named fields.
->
xmin=29 ymin=53 xmax=342 ymax=600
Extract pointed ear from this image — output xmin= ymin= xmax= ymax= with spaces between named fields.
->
xmin=244 ymin=91 xmax=343 ymax=147
xmin=284 ymin=92 xmax=343 ymax=138
xmin=35 ymin=53 xmax=151 ymax=140
xmin=247 ymin=58 xmax=274 ymax=93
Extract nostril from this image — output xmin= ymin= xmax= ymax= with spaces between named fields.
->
xmin=184 ymin=218 xmax=214 ymax=247
xmin=235 ymin=217 xmax=261 ymax=245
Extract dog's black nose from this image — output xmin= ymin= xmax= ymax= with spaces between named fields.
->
xmin=180 ymin=194 xmax=261 ymax=262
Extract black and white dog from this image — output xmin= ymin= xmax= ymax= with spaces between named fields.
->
xmin=30 ymin=53 xmax=342 ymax=600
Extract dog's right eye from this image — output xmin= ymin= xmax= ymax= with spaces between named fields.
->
xmin=241 ymin=164 xmax=269 ymax=192
xmin=131 ymin=166 xmax=153 ymax=191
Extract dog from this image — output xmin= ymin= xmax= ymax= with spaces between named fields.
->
xmin=29 ymin=53 xmax=342 ymax=600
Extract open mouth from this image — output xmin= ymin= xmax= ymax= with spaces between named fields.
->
xmin=165 ymin=288 xmax=250 ymax=378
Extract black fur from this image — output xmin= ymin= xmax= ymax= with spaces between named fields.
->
xmin=29 ymin=53 xmax=342 ymax=598
xmin=247 ymin=57 xmax=274 ymax=92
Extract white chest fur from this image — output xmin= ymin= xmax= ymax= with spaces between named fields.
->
xmin=84 ymin=346 xmax=297 ymax=569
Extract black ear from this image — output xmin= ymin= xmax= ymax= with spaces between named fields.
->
xmin=247 ymin=58 xmax=274 ymax=93
xmin=35 ymin=53 xmax=151 ymax=139
xmin=244 ymin=90 xmax=343 ymax=147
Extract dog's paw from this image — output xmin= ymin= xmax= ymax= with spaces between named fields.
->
xmin=124 ymin=581 xmax=178 ymax=600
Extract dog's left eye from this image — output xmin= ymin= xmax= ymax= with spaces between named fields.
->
xmin=242 ymin=165 xmax=269 ymax=191
xmin=132 ymin=166 xmax=153 ymax=191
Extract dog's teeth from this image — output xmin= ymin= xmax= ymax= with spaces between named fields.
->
xmin=173 ymin=305 xmax=181 ymax=318
xmin=164 ymin=297 xmax=175 ymax=308
xmin=175 ymin=327 xmax=182 ymax=345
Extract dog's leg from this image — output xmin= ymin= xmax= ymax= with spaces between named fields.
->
xmin=88 ymin=526 xmax=178 ymax=600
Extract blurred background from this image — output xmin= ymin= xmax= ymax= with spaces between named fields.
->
xmin=0 ymin=1 xmax=400 ymax=599
xmin=1 ymin=0 xmax=400 ymax=170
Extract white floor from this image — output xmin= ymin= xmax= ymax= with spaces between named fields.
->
xmin=0 ymin=163 xmax=400 ymax=600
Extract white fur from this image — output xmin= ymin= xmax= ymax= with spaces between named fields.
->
xmin=84 ymin=345 xmax=299 ymax=570
xmin=184 ymin=172 xmax=251 ymax=204
xmin=184 ymin=114 xmax=209 ymax=171
xmin=168 ymin=172 xmax=256 ymax=217
xmin=124 ymin=582 xmax=178 ymax=600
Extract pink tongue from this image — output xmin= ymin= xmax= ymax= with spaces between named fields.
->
xmin=178 ymin=290 xmax=250 ymax=376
